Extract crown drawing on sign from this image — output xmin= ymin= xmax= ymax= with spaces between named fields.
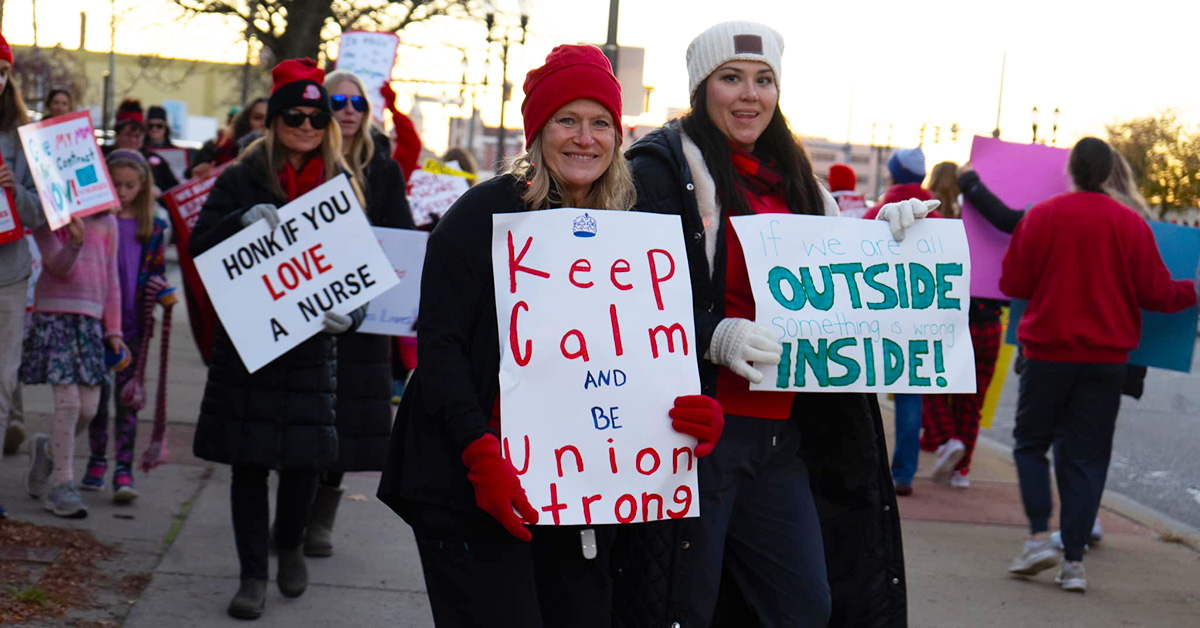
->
xmin=572 ymin=213 xmax=597 ymax=237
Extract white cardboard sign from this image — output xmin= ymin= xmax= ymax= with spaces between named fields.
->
xmin=731 ymin=214 xmax=976 ymax=393
xmin=18 ymin=111 xmax=118 ymax=230
xmin=407 ymin=169 xmax=469 ymax=226
xmin=193 ymin=175 xmax=399 ymax=373
xmin=359 ymin=226 xmax=429 ymax=337
xmin=492 ymin=209 xmax=701 ymax=526
xmin=336 ymin=30 xmax=400 ymax=123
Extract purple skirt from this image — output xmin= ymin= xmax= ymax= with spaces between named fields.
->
xmin=20 ymin=312 xmax=107 ymax=386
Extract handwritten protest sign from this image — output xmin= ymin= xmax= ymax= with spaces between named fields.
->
xmin=731 ymin=215 xmax=976 ymax=393
xmin=163 ymin=163 xmax=231 ymax=342
xmin=832 ymin=190 xmax=868 ymax=219
xmin=193 ymin=175 xmax=398 ymax=373
xmin=149 ymin=147 xmax=189 ymax=182
xmin=359 ymin=227 xmax=429 ymax=337
xmin=961 ymin=136 xmax=1070 ymax=299
xmin=19 ymin=111 xmax=118 ymax=230
xmin=407 ymin=168 xmax=470 ymax=227
xmin=1005 ymin=221 xmax=1200 ymax=372
xmin=336 ymin=31 xmax=400 ymax=123
xmin=0 ymin=186 xmax=18 ymax=245
xmin=493 ymin=209 xmax=701 ymax=526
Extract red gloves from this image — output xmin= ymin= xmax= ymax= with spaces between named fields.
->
xmin=461 ymin=434 xmax=540 ymax=541
xmin=670 ymin=395 xmax=725 ymax=457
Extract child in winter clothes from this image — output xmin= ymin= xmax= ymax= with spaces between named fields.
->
xmin=22 ymin=207 xmax=128 ymax=518
xmin=81 ymin=150 xmax=172 ymax=502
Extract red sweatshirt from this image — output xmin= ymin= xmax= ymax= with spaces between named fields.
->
xmin=1000 ymin=191 xmax=1196 ymax=363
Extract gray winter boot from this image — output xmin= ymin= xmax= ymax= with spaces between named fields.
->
xmin=303 ymin=484 xmax=343 ymax=558
xmin=227 ymin=578 xmax=266 ymax=620
xmin=276 ymin=545 xmax=308 ymax=598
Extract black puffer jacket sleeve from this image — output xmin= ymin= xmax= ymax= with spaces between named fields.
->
xmin=959 ymin=170 xmax=1023 ymax=234
xmin=188 ymin=165 xmax=261 ymax=258
xmin=365 ymin=152 xmax=416 ymax=230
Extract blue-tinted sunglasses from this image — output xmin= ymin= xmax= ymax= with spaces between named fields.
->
xmin=331 ymin=94 xmax=368 ymax=113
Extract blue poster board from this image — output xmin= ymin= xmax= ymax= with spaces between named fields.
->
xmin=1005 ymin=221 xmax=1200 ymax=373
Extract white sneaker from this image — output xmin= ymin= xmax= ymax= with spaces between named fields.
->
xmin=1008 ymin=538 xmax=1060 ymax=576
xmin=932 ymin=439 xmax=965 ymax=482
xmin=24 ymin=434 xmax=54 ymax=499
xmin=949 ymin=471 xmax=970 ymax=489
xmin=1055 ymin=560 xmax=1087 ymax=593
xmin=1090 ymin=520 xmax=1103 ymax=544
xmin=1050 ymin=519 xmax=1103 ymax=551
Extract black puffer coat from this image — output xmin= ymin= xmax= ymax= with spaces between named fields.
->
xmin=189 ymin=145 xmax=362 ymax=470
xmin=330 ymin=151 xmax=416 ymax=472
xmin=614 ymin=122 xmax=907 ymax=627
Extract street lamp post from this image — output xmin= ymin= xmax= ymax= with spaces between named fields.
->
xmin=1030 ymin=106 xmax=1040 ymax=144
xmin=1051 ymin=107 xmax=1061 ymax=144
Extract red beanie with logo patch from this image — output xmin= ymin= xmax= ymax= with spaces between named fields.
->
xmin=521 ymin=45 xmax=623 ymax=149
xmin=267 ymin=58 xmax=330 ymax=124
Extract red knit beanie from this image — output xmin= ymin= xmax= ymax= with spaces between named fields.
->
xmin=828 ymin=163 xmax=857 ymax=192
xmin=521 ymin=45 xmax=622 ymax=149
xmin=115 ymin=99 xmax=145 ymax=130
xmin=0 ymin=32 xmax=12 ymax=66
xmin=267 ymin=58 xmax=330 ymax=123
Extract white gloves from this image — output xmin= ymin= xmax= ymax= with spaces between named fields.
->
xmin=876 ymin=199 xmax=941 ymax=242
xmin=706 ymin=318 xmax=783 ymax=384
xmin=322 ymin=311 xmax=353 ymax=334
xmin=241 ymin=203 xmax=281 ymax=230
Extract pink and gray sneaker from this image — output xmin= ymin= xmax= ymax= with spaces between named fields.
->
xmin=113 ymin=465 xmax=139 ymax=504
xmin=81 ymin=458 xmax=106 ymax=491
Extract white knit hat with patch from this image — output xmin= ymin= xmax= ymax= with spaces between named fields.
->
xmin=686 ymin=21 xmax=784 ymax=98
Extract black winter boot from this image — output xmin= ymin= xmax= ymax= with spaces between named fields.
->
xmin=276 ymin=545 xmax=308 ymax=598
xmin=227 ymin=578 xmax=266 ymax=620
xmin=304 ymin=485 xmax=343 ymax=557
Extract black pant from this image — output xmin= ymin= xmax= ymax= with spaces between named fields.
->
xmin=414 ymin=512 xmax=614 ymax=628
xmin=689 ymin=415 xmax=830 ymax=628
xmin=230 ymin=464 xmax=319 ymax=580
xmin=1013 ymin=360 xmax=1124 ymax=561
xmin=321 ymin=470 xmax=344 ymax=488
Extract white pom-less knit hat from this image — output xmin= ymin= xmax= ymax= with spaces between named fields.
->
xmin=686 ymin=21 xmax=784 ymax=98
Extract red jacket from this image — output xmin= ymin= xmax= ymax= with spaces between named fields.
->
xmin=1000 ymin=191 xmax=1196 ymax=363
xmin=863 ymin=183 xmax=938 ymax=219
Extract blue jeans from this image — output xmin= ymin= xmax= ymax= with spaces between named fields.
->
xmin=890 ymin=394 xmax=923 ymax=485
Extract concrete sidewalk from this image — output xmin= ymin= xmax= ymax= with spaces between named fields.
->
xmin=1 ymin=266 xmax=1197 ymax=625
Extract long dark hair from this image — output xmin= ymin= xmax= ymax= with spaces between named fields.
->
xmin=232 ymin=97 xmax=268 ymax=141
xmin=680 ymin=80 xmax=824 ymax=217
xmin=44 ymin=88 xmax=72 ymax=113
xmin=1069 ymin=137 xmax=1112 ymax=193
xmin=0 ymin=75 xmax=31 ymax=132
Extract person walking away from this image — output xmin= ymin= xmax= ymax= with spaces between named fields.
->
xmin=299 ymin=69 xmax=415 ymax=558
xmin=188 ymin=58 xmax=366 ymax=620
xmin=377 ymin=44 xmax=724 ymax=627
xmin=625 ymin=21 xmax=931 ymax=626
xmin=80 ymin=150 xmax=173 ymax=503
xmin=1000 ymin=137 xmax=1199 ymax=593
xmin=0 ymin=33 xmax=45 ymax=513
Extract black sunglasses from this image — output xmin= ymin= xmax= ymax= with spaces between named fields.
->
xmin=330 ymin=94 xmax=368 ymax=113
xmin=279 ymin=109 xmax=332 ymax=130
xmin=147 ymin=122 xmax=167 ymax=129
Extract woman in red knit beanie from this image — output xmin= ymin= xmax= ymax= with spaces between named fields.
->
xmin=378 ymin=44 xmax=724 ymax=627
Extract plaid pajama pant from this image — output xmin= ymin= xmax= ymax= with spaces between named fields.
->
xmin=920 ymin=318 xmax=1003 ymax=474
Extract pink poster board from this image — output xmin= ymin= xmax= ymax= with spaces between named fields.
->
xmin=962 ymin=136 xmax=1070 ymax=299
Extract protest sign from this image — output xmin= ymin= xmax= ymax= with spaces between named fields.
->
xmin=359 ymin=227 xmax=429 ymax=337
xmin=193 ymin=175 xmax=399 ymax=373
xmin=961 ymin=136 xmax=1070 ymax=299
xmin=492 ymin=209 xmax=701 ymax=526
xmin=0 ymin=177 xmax=19 ymax=245
xmin=336 ymin=31 xmax=400 ymax=123
xmin=149 ymin=146 xmax=190 ymax=182
xmin=407 ymin=167 xmax=470 ymax=227
xmin=731 ymin=214 xmax=976 ymax=393
xmin=19 ymin=111 xmax=118 ymax=230
xmin=163 ymin=162 xmax=232 ymax=347
xmin=1005 ymin=221 xmax=1200 ymax=372
xmin=832 ymin=190 xmax=868 ymax=219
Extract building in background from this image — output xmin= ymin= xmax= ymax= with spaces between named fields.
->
xmin=802 ymin=137 xmax=894 ymax=202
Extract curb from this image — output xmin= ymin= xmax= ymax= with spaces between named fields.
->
xmin=973 ymin=434 xmax=1200 ymax=551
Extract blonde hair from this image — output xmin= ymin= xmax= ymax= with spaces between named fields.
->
xmin=505 ymin=134 xmax=636 ymax=211
xmin=323 ymin=70 xmax=375 ymax=189
xmin=246 ymin=120 xmax=366 ymax=209
xmin=1104 ymin=150 xmax=1151 ymax=220
xmin=106 ymin=156 xmax=155 ymax=242
xmin=926 ymin=161 xmax=960 ymax=219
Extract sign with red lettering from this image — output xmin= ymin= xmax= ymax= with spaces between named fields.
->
xmin=192 ymin=175 xmax=399 ymax=373
xmin=407 ymin=168 xmax=469 ymax=226
xmin=491 ymin=209 xmax=701 ymax=526
xmin=163 ymin=163 xmax=231 ymax=356
xmin=18 ymin=111 xmax=118 ymax=230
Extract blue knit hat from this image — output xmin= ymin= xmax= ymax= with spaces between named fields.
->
xmin=887 ymin=146 xmax=926 ymax=185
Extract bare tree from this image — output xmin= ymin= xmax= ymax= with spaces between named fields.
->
xmin=171 ymin=0 xmax=477 ymax=62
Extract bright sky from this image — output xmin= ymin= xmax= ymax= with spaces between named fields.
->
xmin=5 ymin=0 xmax=1199 ymax=163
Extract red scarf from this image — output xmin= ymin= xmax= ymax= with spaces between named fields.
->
xmin=280 ymin=156 xmax=326 ymax=201
xmin=729 ymin=142 xmax=783 ymax=198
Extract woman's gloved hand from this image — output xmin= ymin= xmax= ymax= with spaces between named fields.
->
xmin=321 ymin=311 xmax=353 ymax=334
xmin=707 ymin=318 xmax=782 ymax=384
xmin=241 ymin=203 xmax=281 ymax=230
xmin=461 ymin=434 xmax=540 ymax=541
xmin=876 ymin=199 xmax=940 ymax=241
xmin=670 ymin=395 xmax=724 ymax=457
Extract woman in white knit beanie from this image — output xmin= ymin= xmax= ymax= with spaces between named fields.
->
xmin=622 ymin=20 xmax=919 ymax=627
